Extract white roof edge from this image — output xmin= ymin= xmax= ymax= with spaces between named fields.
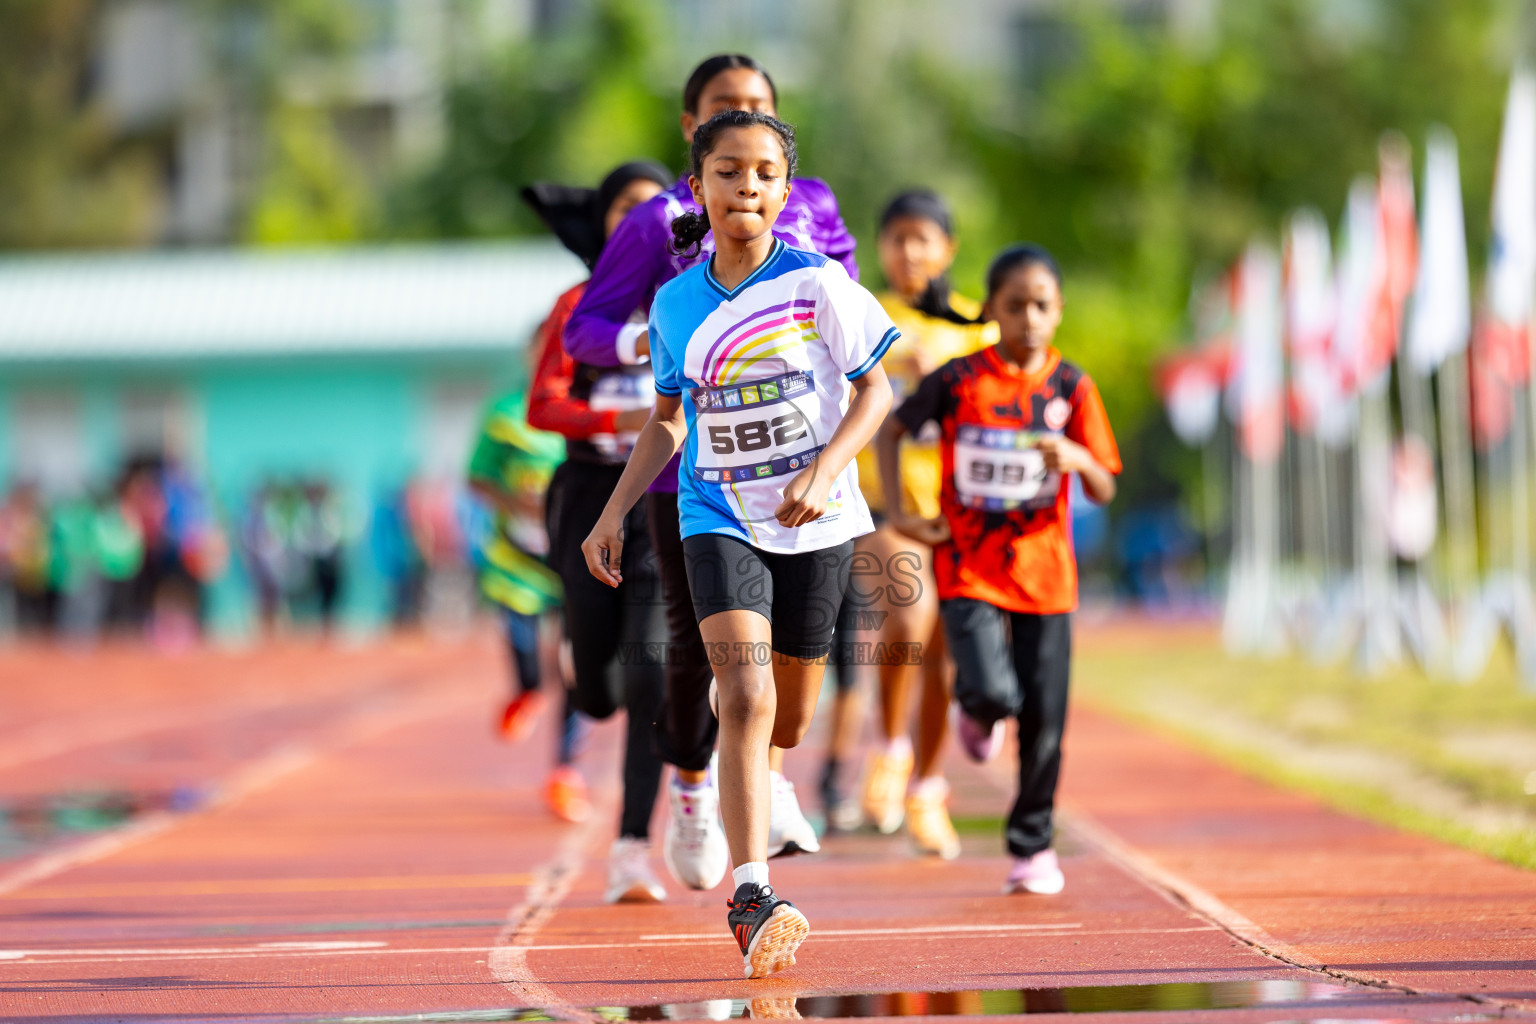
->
xmin=0 ymin=240 xmax=587 ymax=362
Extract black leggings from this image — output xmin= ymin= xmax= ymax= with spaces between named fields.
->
xmin=646 ymin=491 xmax=718 ymax=773
xmin=546 ymin=460 xmax=667 ymax=839
xmin=939 ymin=598 xmax=1071 ymax=858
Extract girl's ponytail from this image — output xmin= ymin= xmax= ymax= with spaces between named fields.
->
xmin=670 ymin=208 xmax=712 ymax=258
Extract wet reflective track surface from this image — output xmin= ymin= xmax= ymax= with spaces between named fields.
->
xmin=0 ymin=624 xmax=1532 ymax=1022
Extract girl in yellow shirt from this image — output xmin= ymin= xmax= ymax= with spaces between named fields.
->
xmin=827 ymin=190 xmax=996 ymax=856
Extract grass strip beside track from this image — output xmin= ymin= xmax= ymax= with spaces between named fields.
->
xmin=1074 ymin=622 xmax=1536 ymax=871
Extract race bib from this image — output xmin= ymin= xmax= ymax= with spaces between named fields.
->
xmin=588 ymin=368 xmax=653 ymax=459
xmin=689 ymin=370 xmax=823 ymax=484
xmin=953 ymin=424 xmax=1060 ymax=511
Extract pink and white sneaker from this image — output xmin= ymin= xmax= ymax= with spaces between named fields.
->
xmin=1004 ymin=849 xmax=1064 ymax=895
xmin=951 ymin=704 xmax=1004 ymax=763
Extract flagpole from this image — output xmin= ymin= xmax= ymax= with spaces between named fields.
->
xmin=1439 ymin=349 xmax=1486 ymax=681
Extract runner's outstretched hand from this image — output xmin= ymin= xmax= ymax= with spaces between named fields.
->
xmin=891 ymin=512 xmax=951 ymax=546
xmin=582 ymin=514 xmax=625 ymax=587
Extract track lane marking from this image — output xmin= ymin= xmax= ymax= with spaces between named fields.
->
xmin=2 ymin=872 xmax=535 ymax=899
xmin=0 ymin=925 xmax=1221 ymax=964
xmin=487 ymin=794 xmax=608 ymax=1022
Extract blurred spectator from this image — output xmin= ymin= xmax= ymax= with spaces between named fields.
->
xmin=0 ymin=482 xmax=57 ymax=633
xmin=294 ymin=480 xmax=348 ymax=631
xmin=371 ymin=482 xmax=427 ymax=627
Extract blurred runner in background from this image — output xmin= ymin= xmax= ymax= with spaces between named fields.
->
xmin=878 ymin=244 xmax=1120 ymax=896
xmin=525 ymin=160 xmax=675 ymax=895
xmin=467 ymin=393 xmax=574 ymax=816
xmin=824 ymin=189 xmax=996 ymax=858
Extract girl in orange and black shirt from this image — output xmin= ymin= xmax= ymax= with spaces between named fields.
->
xmin=876 ymin=244 xmax=1120 ymax=897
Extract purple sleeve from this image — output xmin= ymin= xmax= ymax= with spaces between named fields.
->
xmin=803 ymin=178 xmax=860 ymax=282
xmin=563 ymin=201 xmax=671 ymax=366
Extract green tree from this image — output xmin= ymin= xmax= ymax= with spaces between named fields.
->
xmin=0 ymin=1 xmax=159 ymax=248
xmin=387 ymin=0 xmax=679 ymax=239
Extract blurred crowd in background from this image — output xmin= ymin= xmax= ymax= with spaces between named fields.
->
xmin=0 ymin=469 xmax=484 ymax=645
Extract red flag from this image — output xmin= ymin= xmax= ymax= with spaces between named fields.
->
xmin=1362 ymin=135 xmax=1418 ymax=382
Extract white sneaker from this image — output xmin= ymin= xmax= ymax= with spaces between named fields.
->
xmin=766 ymin=772 xmax=820 ymax=858
xmin=663 ymin=776 xmax=729 ymax=890
xmin=604 ymin=837 xmax=667 ymax=903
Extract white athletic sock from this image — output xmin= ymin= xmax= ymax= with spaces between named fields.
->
xmin=733 ymin=862 xmax=769 ymax=888
xmin=884 ymin=735 xmax=913 ymax=760
xmin=912 ymin=775 xmax=948 ymax=800
xmin=674 ymin=772 xmax=707 ymax=792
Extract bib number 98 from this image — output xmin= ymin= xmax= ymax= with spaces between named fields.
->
xmin=708 ymin=410 xmax=807 ymax=455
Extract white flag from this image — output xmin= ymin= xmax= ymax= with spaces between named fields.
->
xmin=1232 ymin=241 xmax=1284 ymax=461
xmin=1286 ymin=208 xmax=1337 ymax=435
xmin=1406 ymin=127 xmax=1471 ymax=374
xmin=1489 ymin=67 xmax=1536 ymax=332
xmin=1333 ymin=177 xmax=1380 ymax=398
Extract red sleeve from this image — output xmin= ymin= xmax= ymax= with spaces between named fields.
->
xmin=1067 ymin=376 xmax=1122 ymax=476
xmin=527 ymin=285 xmax=622 ymax=440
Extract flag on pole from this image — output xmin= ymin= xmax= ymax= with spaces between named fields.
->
xmin=1366 ymin=134 xmax=1419 ymax=386
xmin=1229 ymin=242 xmax=1285 ymax=462
xmin=1161 ymin=274 xmax=1235 ymax=447
xmin=1407 ymin=127 xmax=1471 ymax=375
xmin=1487 ymin=66 xmax=1536 ymax=354
xmin=1332 ymin=177 xmax=1379 ymax=401
xmin=1284 ymin=208 xmax=1342 ymax=439
xmin=1474 ymin=66 xmax=1536 ymax=447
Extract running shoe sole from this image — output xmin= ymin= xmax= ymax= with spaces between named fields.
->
xmin=765 ymin=834 xmax=819 ymax=859
xmin=608 ymin=881 xmax=665 ymax=904
xmin=743 ymin=903 xmax=810 ymax=979
xmin=1003 ymin=873 xmax=1065 ymax=895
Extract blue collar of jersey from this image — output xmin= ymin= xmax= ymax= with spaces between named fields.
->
xmin=704 ymin=238 xmax=786 ymax=300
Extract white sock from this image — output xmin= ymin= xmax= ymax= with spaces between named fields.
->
xmin=912 ymin=775 xmax=948 ymax=800
xmin=732 ymin=861 xmax=769 ymax=888
xmin=884 ymin=735 xmax=913 ymax=760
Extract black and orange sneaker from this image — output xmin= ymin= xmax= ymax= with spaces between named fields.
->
xmin=726 ymin=882 xmax=809 ymax=979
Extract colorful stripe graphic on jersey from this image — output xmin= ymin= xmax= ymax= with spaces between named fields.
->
xmin=650 ymin=242 xmax=898 ymax=554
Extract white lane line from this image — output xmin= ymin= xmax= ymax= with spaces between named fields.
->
xmin=0 ymin=925 xmax=1221 ymax=965
xmin=638 ymin=921 xmax=1084 ymax=941
xmin=487 ymin=802 xmax=606 ymax=1022
xmin=1063 ymin=811 xmax=1411 ymax=994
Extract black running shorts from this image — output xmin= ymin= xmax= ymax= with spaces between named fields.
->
xmin=682 ymin=532 xmax=855 ymax=660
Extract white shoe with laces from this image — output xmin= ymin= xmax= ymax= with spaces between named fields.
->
xmin=663 ymin=775 xmax=729 ymax=890
xmin=604 ymin=837 xmax=667 ymax=903
xmin=766 ymin=771 xmax=820 ymax=858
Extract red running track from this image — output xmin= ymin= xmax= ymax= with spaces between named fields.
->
xmin=0 ymin=625 xmax=1529 ymax=1022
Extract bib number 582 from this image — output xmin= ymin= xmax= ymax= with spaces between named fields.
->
xmin=708 ymin=411 xmax=807 ymax=455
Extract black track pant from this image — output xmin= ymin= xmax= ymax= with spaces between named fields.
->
xmin=546 ymin=460 xmax=667 ymax=839
xmin=940 ymin=599 xmax=1071 ymax=858
xmin=645 ymin=491 xmax=717 ymax=773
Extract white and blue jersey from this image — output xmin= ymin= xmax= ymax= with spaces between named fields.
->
xmin=649 ymin=240 xmax=898 ymax=554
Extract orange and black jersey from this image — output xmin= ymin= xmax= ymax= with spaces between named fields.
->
xmin=895 ymin=345 xmax=1121 ymax=615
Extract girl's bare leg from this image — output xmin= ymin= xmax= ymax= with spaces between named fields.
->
xmin=699 ymin=609 xmax=777 ymax=867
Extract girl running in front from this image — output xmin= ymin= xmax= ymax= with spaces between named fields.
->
xmin=524 ymin=161 xmax=676 ymax=898
xmin=566 ymin=55 xmax=860 ymax=884
xmin=876 ymin=244 xmax=1119 ymax=895
xmin=828 ymin=190 xmax=997 ymax=856
xmin=582 ymin=110 xmax=894 ymax=979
